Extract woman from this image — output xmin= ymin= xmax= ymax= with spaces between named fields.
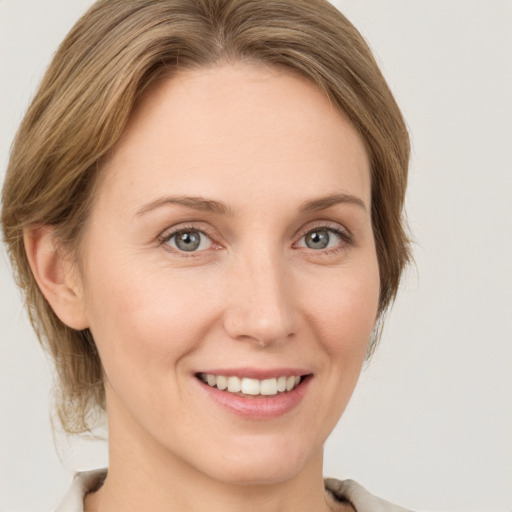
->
xmin=1 ymin=1 xmax=411 ymax=510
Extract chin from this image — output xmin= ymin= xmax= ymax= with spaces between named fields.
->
xmin=199 ymin=436 xmax=321 ymax=487
xmin=213 ymin=461 xmax=305 ymax=487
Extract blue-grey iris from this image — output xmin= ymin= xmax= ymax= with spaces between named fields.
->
xmin=175 ymin=230 xmax=201 ymax=251
xmin=305 ymin=230 xmax=330 ymax=249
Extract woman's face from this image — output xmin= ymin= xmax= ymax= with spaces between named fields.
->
xmin=76 ymin=63 xmax=380 ymax=485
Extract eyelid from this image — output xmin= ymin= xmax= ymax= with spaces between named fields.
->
xmin=293 ymin=222 xmax=353 ymax=250
xmin=157 ymin=224 xmax=220 ymax=255
xmin=156 ymin=220 xmax=352 ymax=256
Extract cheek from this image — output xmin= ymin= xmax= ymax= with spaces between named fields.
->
xmin=81 ymin=267 xmax=224 ymax=429
xmin=304 ymin=261 xmax=380 ymax=353
xmin=292 ymin=259 xmax=380 ymax=443
xmin=82 ymin=260 xmax=220 ymax=382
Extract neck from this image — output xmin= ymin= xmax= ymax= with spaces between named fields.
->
xmin=85 ymin=408 xmax=333 ymax=512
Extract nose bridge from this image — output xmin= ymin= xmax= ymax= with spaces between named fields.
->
xmin=224 ymin=241 xmax=296 ymax=346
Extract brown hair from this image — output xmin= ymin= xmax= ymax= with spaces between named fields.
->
xmin=1 ymin=0 xmax=410 ymax=434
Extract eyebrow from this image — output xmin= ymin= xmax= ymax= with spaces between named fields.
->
xmin=136 ymin=192 xmax=367 ymax=217
xmin=136 ymin=195 xmax=234 ymax=216
xmin=299 ymin=193 xmax=368 ymax=213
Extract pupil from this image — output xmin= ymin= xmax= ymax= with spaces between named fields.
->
xmin=176 ymin=231 xmax=200 ymax=251
xmin=306 ymin=230 xmax=329 ymax=249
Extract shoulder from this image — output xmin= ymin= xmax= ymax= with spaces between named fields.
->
xmin=55 ymin=469 xmax=107 ymax=512
xmin=324 ymin=478 xmax=413 ymax=512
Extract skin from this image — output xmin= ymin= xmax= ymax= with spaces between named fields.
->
xmin=29 ymin=63 xmax=380 ymax=511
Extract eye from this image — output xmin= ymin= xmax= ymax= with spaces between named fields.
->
xmin=165 ymin=229 xmax=212 ymax=252
xmin=297 ymin=227 xmax=347 ymax=251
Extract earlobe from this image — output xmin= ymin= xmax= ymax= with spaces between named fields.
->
xmin=24 ymin=226 xmax=89 ymax=330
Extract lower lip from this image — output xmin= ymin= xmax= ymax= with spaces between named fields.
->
xmin=196 ymin=376 xmax=311 ymax=420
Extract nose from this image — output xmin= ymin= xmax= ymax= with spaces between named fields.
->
xmin=223 ymin=247 xmax=297 ymax=347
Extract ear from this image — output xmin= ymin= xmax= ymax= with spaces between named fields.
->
xmin=24 ymin=226 xmax=89 ymax=330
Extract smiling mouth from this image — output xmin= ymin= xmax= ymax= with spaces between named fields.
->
xmin=196 ymin=373 xmax=304 ymax=397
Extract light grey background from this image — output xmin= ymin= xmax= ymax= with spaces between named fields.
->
xmin=1 ymin=1 xmax=511 ymax=511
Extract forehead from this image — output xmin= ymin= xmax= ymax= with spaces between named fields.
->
xmin=96 ymin=63 xmax=371 ymax=213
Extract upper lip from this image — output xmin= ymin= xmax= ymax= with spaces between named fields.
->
xmin=196 ymin=367 xmax=311 ymax=380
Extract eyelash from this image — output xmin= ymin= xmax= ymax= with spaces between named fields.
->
xmin=157 ymin=224 xmax=217 ymax=258
xmin=157 ymin=223 xmax=352 ymax=257
xmin=295 ymin=224 xmax=352 ymax=255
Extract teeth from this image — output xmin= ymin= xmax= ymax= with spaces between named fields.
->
xmin=277 ymin=376 xmax=287 ymax=392
xmin=199 ymin=373 xmax=303 ymax=396
xmin=216 ymin=375 xmax=228 ymax=390
xmin=260 ymin=378 xmax=277 ymax=396
xmin=227 ymin=376 xmax=241 ymax=393
xmin=241 ymin=378 xmax=260 ymax=395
